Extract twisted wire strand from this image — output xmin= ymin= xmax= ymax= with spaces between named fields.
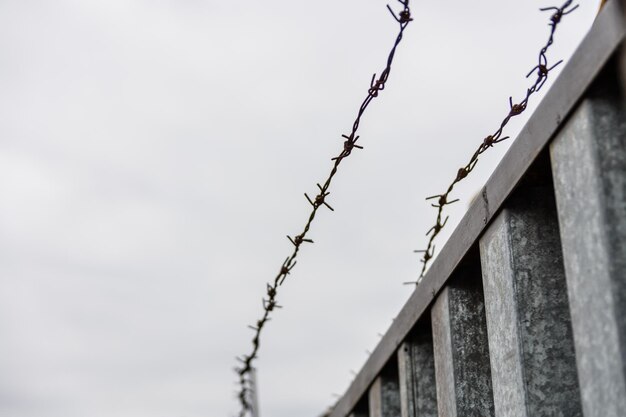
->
xmin=234 ymin=2 xmax=413 ymax=415
xmin=413 ymin=0 xmax=579 ymax=281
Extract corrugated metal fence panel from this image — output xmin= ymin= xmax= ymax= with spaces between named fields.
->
xmin=480 ymin=174 xmax=581 ymax=417
xmin=326 ymin=2 xmax=626 ymax=417
xmin=397 ymin=320 xmax=437 ymax=417
xmin=550 ymin=57 xmax=626 ymax=417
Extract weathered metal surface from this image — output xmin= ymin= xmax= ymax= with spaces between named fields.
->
xmin=550 ymin=61 xmax=626 ymax=417
xmin=398 ymin=321 xmax=437 ymax=417
xmin=431 ymin=289 xmax=455 ymax=417
xmin=480 ymin=184 xmax=582 ymax=417
xmin=431 ymin=271 xmax=494 ymax=417
xmin=328 ymin=3 xmax=625 ymax=416
xmin=368 ymin=369 xmax=401 ymax=417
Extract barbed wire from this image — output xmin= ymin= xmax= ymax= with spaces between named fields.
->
xmin=233 ymin=1 xmax=413 ymax=415
xmin=412 ymin=0 xmax=579 ymax=281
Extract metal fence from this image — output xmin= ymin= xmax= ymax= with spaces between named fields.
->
xmin=323 ymin=2 xmax=626 ymax=417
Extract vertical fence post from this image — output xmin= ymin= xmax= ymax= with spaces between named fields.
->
xmin=431 ymin=266 xmax=495 ymax=417
xmin=397 ymin=321 xmax=437 ymax=417
xmin=550 ymin=60 xmax=626 ymax=417
xmin=479 ymin=182 xmax=582 ymax=417
xmin=368 ymin=365 xmax=401 ymax=417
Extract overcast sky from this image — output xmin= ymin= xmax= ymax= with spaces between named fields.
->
xmin=0 ymin=1 xmax=601 ymax=416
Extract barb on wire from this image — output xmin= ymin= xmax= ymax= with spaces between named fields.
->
xmin=414 ymin=0 xmax=578 ymax=281
xmin=234 ymin=1 xmax=413 ymax=415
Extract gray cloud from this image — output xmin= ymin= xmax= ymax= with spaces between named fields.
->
xmin=0 ymin=1 xmax=599 ymax=416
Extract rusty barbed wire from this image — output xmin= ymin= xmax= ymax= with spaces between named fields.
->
xmin=412 ymin=0 xmax=579 ymax=281
xmin=234 ymin=1 xmax=413 ymax=415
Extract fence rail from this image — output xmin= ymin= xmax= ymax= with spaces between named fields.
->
xmin=324 ymin=1 xmax=626 ymax=416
